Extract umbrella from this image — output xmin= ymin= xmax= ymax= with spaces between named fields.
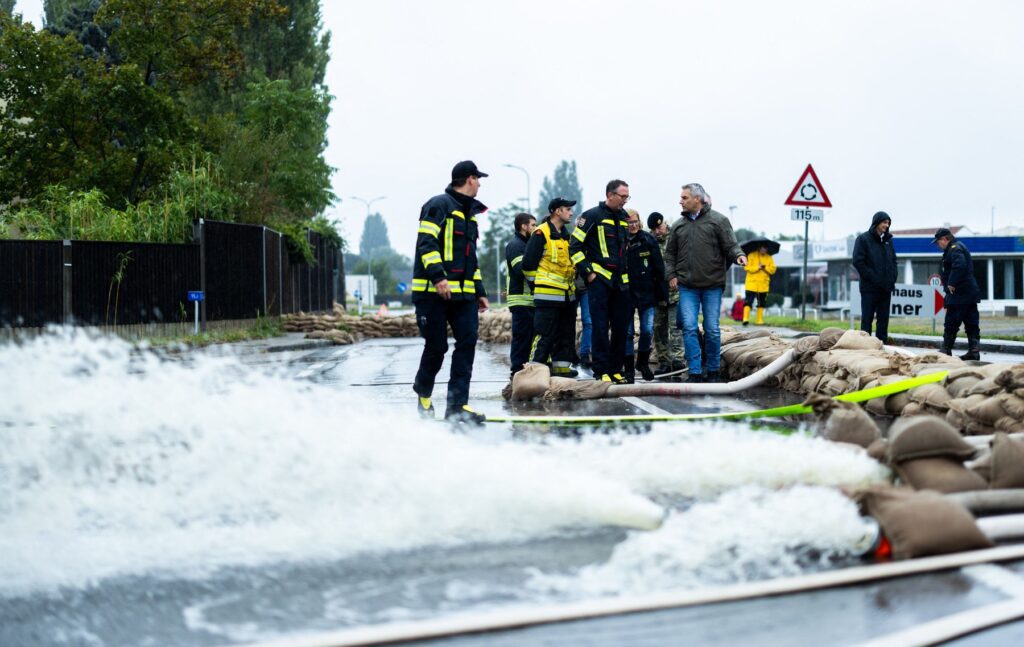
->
xmin=740 ymin=238 xmax=780 ymax=256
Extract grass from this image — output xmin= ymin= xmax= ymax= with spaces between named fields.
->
xmin=148 ymin=315 xmax=284 ymax=348
xmin=718 ymin=316 xmax=1024 ymax=342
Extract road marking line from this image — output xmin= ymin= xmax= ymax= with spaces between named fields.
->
xmin=620 ymin=396 xmax=671 ymax=416
xmin=963 ymin=563 xmax=1024 ymax=598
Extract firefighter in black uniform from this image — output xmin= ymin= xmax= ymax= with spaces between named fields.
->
xmin=411 ymin=161 xmax=489 ymax=424
xmin=934 ymin=227 xmax=982 ymax=360
xmin=505 ymin=212 xmax=537 ymax=377
xmin=569 ymin=180 xmax=632 ymax=383
xmin=522 ymin=198 xmax=578 ymax=377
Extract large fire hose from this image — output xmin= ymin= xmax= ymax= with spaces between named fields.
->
xmin=606 ymin=349 xmax=797 ymax=397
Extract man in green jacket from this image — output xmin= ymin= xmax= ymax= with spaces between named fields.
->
xmin=663 ymin=183 xmax=747 ymax=382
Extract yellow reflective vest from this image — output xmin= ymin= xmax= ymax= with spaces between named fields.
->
xmin=522 ymin=219 xmax=576 ymax=305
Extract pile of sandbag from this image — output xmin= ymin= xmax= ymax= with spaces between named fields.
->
xmin=721 ymin=326 xmax=1024 ymax=435
xmin=283 ymin=305 xmax=519 ymax=345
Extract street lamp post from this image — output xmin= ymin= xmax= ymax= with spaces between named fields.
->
xmin=503 ymin=163 xmax=532 ymax=215
xmin=351 ymin=195 xmax=387 ymax=306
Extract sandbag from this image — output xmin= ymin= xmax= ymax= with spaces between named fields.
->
xmin=804 ymin=394 xmax=880 ymax=448
xmin=996 ymin=366 xmax=1024 ymax=390
xmin=994 ymin=416 xmax=1024 ymax=433
xmin=543 ymin=377 xmax=611 ymax=401
xmin=831 ymin=329 xmax=885 ymax=351
xmin=987 ymin=432 xmax=1024 ymax=489
xmin=817 ymin=327 xmax=846 ymax=350
xmin=946 ymin=394 xmax=988 ymax=430
xmin=965 ymin=395 xmax=1008 ymax=426
xmin=853 ymin=487 xmax=993 ymax=559
xmin=793 ymin=335 xmax=820 ymax=355
xmin=907 ymin=383 xmax=952 ymax=411
xmin=886 ymin=416 xmax=977 ymax=463
xmin=893 ymin=457 xmax=988 ymax=493
xmin=510 ymin=363 xmax=551 ymax=401
xmin=966 ymin=377 xmax=1004 ymax=397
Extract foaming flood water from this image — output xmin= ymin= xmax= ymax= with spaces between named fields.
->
xmin=0 ymin=331 xmax=890 ymax=645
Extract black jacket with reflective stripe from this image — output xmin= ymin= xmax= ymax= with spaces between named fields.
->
xmin=568 ymin=202 xmax=630 ymax=291
xmin=504 ymin=231 xmax=533 ymax=307
xmin=412 ymin=186 xmax=487 ymax=302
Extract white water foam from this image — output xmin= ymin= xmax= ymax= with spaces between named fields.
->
xmin=527 ymin=485 xmax=874 ymax=597
xmin=0 ymin=331 xmax=660 ymax=594
xmin=1 ymin=330 xmax=888 ymax=598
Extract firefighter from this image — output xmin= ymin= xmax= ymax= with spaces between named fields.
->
xmin=522 ymin=198 xmax=578 ymax=377
xmin=569 ymin=180 xmax=632 ymax=383
xmin=505 ymin=212 xmax=537 ymax=377
xmin=411 ymin=160 xmax=489 ymax=424
xmin=934 ymin=227 xmax=982 ymax=360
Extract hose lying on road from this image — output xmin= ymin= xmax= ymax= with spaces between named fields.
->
xmin=606 ymin=349 xmax=797 ymax=397
xmin=948 ymin=490 xmax=1024 ymax=516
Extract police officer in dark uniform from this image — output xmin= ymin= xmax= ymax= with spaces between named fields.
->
xmin=569 ymin=180 xmax=632 ymax=383
xmin=522 ymin=198 xmax=578 ymax=377
xmin=933 ymin=227 xmax=982 ymax=360
xmin=411 ymin=161 xmax=490 ymax=424
xmin=505 ymin=212 xmax=537 ymax=377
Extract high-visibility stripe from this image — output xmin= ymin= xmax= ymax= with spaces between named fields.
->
xmin=507 ymin=294 xmax=534 ymax=306
xmin=418 ymin=220 xmax=441 ymax=237
xmin=601 ymin=219 xmax=615 ymax=225
xmin=523 ymin=269 xmax=538 ymax=280
xmin=621 ymin=274 xmax=630 ymax=284
xmin=572 ymin=227 xmax=587 ymax=242
xmin=535 ymin=287 xmax=569 ymax=296
xmin=536 ymin=272 xmax=570 ymax=289
xmin=411 ymin=278 xmax=473 ymax=294
xmin=444 ymin=218 xmax=454 ymax=260
xmin=485 ymin=371 xmax=950 ymax=425
xmin=598 ymin=227 xmax=608 ymax=257
xmin=421 ymin=251 xmax=442 ymax=267
xmin=592 ymin=264 xmax=612 ymax=279
xmin=473 ymin=269 xmax=483 ymax=281
xmin=451 ymin=210 xmax=465 ymax=219
xmin=510 ymin=255 xmax=523 ymax=267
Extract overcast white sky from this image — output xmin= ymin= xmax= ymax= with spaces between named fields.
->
xmin=15 ymin=1 xmax=1024 ymax=253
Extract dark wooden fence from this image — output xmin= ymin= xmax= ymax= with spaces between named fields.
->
xmin=0 ymin=219 xmax=343 ymax=328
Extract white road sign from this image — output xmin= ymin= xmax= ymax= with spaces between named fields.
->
xmin=791 ymin=208 xmax=824 ymax=222
xmin=851 ymin=282 xmax=946 ymax=318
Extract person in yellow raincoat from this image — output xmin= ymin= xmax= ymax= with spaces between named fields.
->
xmin=742 ymin=243 xmax=776 ymax=325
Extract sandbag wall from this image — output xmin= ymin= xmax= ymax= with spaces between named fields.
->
xmin=720 ymin=326 xmax=1024 ymax=436
xmin=283 ymin=306 xmax=517 ymax=345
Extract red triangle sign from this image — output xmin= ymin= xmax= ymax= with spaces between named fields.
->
xmin=785 ymin=164 xmax=832 ymax=207
xmin=934 ymin=288 xmax=945 ymax=315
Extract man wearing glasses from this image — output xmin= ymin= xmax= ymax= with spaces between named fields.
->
xmin=569 ymin=180 xmax=632 ymax=383
xmin=664 ymin=183 xmax=746 ymax=383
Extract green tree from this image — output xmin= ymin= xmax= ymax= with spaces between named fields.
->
xmin=238 ymin=0 xmax=330 ymax=89
xmin=351 ymin=258 xmax=395 ymax=294
xmin=43 ymin=0 xmax=89 ymax=26
xmin=478 ymin=203 xmax=527 ymax=301
xmin=537 ymin=160 xmax=583 ymax=219
xmin=359 ymin=212 xmax=391 ymax=257
xmin=1 ymin=0 xmax=16 ymax=17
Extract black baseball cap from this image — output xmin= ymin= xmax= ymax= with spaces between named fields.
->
xmin=451 ymin=160 xmax=489 ymax=181
xmin=548 ymin=197 xmax=577 ymax=213
xmin=932 ymin=227 xmax=953 ymax=243
xmin=647 ymin=212 xmax=665 ymax=229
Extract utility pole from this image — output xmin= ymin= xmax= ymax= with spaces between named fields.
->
xmin=351 ymin=195 xmax=386 ymax=306
xmin=503 ymin=164 xmax=532 ymax=215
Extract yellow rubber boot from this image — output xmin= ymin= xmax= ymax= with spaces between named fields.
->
xmin=742 ymin=305 xmax=751 ymax=326
xmin=755 ymin=307 xmax=765 ymax=325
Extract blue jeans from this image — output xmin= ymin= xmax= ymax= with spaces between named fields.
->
xmin=677 ymin=286 xmax=723 ymax=375
xmin=625 ymin=305 xmax=655 ymax=356
xmin=578 ymin=291 xmax=593 ymax=358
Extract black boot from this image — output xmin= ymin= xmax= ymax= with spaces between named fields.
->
xmin=623 ymin=355 xmax=636 ymax=384
xmin=960 ymin=336 xmax=981 ymax=361
xmin=939 ymin=331 xmax=955 ymax=356
xmin=637 ymin=351 xmax=655 ymax=381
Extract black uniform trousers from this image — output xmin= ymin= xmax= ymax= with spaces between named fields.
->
xmin=509 ymin=305 xmax=535 ymax=375
xmin=413 ymin=297 xmax=478 ymax=408
xmin=944 ymin=303 xmax=981 ymax=339
xmin=530 ymin=303 xmax=576 ymax=366
xmin=860 ymin=290 xmax=892 ymax=342
xmin=588 ymin=279 xmax=630 ymax=377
